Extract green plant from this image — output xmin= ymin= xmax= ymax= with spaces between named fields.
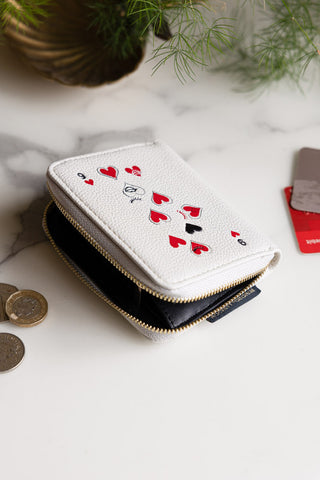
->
xmin=226 ymin=0 xmax=320 ymax=90
xmin=127 ymin=0 xmax=235 ymax=82
xmin=0 ymin=0 xmax=49 ymax=28
xmin=0 ymin=0 xmax=319 ymax=89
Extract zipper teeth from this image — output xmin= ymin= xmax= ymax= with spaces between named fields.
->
xmin=43 ymin=201 xmax=267 ymax=335
xmin=46 ymin=187 xmax=265 ymax=303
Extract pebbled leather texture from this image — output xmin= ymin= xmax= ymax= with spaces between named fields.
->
xmin=47 ymin=141 xmax=280 ymax=295
xmin=45 ymin=203 xmax=259 ymax=333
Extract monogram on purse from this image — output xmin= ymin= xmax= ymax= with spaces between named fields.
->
xmin=43 ymin=141 xmax=280 ymax=341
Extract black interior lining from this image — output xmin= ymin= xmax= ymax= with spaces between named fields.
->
xmin=45 ymin=203 xmax=258 ymax=330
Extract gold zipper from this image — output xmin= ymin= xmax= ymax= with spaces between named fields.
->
xmin=46 ymin=186 xmax=267 ymax=303
xmin=43 ymin=201 xmax=267 ymax=335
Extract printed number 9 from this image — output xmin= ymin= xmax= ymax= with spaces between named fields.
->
xmin=77 ymin=173 xmax=86 ymax=179
xmin=238 ymin=239 xmax=247 ymax=246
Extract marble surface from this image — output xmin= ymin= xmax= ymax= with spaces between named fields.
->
xmin=1 ymin=44 xmax=320 ymax=479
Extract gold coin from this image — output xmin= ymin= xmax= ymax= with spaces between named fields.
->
xmin=6 ymin=290 xmax=48 ymax=327
xmin=0 ymin=333 xmax=25 ymax=373
xmin=0 ymin=283 xmax=18 ymax=322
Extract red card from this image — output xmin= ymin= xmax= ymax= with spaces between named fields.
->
xmin=284 ymin=186 xmax=320 ymax=253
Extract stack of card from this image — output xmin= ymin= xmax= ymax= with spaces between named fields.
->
xmin=285 ymin=148 xmax=320 ymax=253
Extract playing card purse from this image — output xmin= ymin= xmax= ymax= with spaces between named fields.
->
xmin=43 ymin=141 xmax=280 ymax=341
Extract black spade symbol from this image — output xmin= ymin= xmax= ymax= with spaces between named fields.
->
xmin=185 ymin=223 xmax=202 ymax=234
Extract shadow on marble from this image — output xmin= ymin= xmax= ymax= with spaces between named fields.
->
xmin=0 ymin=44 xmax=84 ymax=99
xmin=0 ymin=192 xmax=50 ymax=265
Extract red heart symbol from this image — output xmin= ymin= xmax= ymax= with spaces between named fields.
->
xmin=231 ymin=231 xmax=240 ymax=237
xmin=191 ymin=242 xmax=210 ymax=255
xmin=98 ymin=166 xmax=118 ymax=179
xmin=182 ymin=205 xmax=202 ymax=218
xmin=125 ymin=166 xmax=141 ymax=176
xmin=152 ymin=192 xmax=171 ymax=205
xmin=169 ymin=236 xmax=187 ymax=248
xmin=85 ymin=179 xmax=94 ymax=185
xmin=149 ymin=210 xmax=170 ymax=224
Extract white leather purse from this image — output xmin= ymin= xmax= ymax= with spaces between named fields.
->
xmin=43 ymin=141 xmax=280 ymax=341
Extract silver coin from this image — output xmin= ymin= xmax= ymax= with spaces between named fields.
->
xmin=0 ymin=283 xmax=18 ymax=322
xmin=0 ymin=333 xmax=25 ymax=373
